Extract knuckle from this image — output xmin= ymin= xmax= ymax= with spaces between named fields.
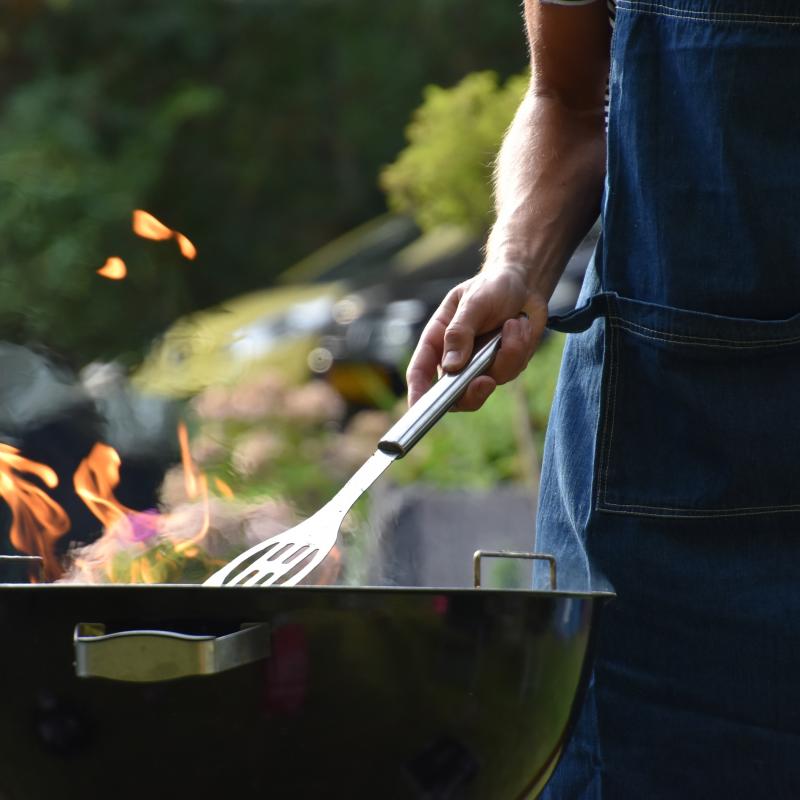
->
xmin=444 ymin=284 xmax=467 ymax=306
xmin=492 ymin=352 xmax=526 ymax=385
xmin=498 ymin=341 xmax=526 ymax=365
xmin=444 ymin=322 xmax=471 ymax=344
xmin=406 ymin=364 xmax=428 ymax=390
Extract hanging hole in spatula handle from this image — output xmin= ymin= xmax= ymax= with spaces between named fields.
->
xmin=378 ymin=327 xmax=504 ymax=458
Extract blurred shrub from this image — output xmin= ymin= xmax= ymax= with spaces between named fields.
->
xmin=188 ymin=373 xmax=348 ymax=514
xmin=381 ymin=71 xmax=528 ymax=234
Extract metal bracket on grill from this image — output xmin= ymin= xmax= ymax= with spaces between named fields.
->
xmin=74 ymin=623 xmax=270 ymax=683
xmin=472 ymin=550 xmax=557 ymax=591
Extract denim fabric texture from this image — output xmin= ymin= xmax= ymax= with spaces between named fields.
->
xmin=536 ymin=0 xmax=800 ymax=796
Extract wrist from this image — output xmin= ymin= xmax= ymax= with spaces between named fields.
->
xmin=481 ymin=255 xmax=560 ymax=305
xmin=481 ymin=258 xmax=530 ymax=284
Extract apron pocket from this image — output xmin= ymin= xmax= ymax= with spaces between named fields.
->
xmin=551 ymin=293 xmax=800 ymax=519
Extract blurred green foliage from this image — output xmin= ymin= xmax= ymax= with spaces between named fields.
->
xmin=0 ymin=0 xmax=526 ymax=364
xmin=381 ymin=71 xmax=528 ymax=233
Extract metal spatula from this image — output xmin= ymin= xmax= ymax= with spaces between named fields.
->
xmin=204 ymin=330 xmax=503 ymax=587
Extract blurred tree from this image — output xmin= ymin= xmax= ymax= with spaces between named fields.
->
xmin=0 ymin=0 xmax=527 ymax=364
xmin=381 ymin=70 xmax=528 ymax=234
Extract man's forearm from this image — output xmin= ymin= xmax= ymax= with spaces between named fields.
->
xmin=484 ymin=86 xmax=606 ymax=302
xmin=405 ymin=2 xmax=609 ymax=408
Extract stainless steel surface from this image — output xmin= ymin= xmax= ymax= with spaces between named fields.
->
xmin=473 ymin=550 xmax=558 ymax=591
xmin=378 ymin=331 xmax=503 ymax=457
xmin=205 ymin=330 xmax=503 ymax=588
xmin=74 ymin=622 xmax=270 ymax=682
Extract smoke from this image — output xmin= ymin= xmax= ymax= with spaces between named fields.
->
xmin=57 ymin=493 xmax=306 ymax=585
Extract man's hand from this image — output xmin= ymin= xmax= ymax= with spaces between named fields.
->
xmin=406 ymin=265 xmax=548 ymax=411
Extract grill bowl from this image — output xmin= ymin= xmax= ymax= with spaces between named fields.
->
xmin=0 ymin=582 xmax=610 ymax=800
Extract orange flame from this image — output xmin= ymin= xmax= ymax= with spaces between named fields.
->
xmin=175 ymin=232 xmax=197 ymax=261
xmin=70 ymin=445 xmax=150 ymax=584
xmin=73 ymin=443 xmax=139 ymax=540
xmin=173 ymin=421 xmax=211 ymax=552
xmin=0 ymin=443 xmax=71 ymax=581
xmin=172 ymin=472 xmax=210 ymax=554
xmin=214 ymin=478 xmax=234 ymax=499
xmin=177 ymin=421 xmax=200 ymax=500
xmin=133 ymin=210 xmax=197 ymax=260
xmin=70 ymin=430 xmax=213 ymax=581
xmin=61 ymin=424 xmax=343 ymax=586
xmin=132 ymin=210 xmax=173 ymax=241
xmin=97 ymin=256 xmax=127 ymax=281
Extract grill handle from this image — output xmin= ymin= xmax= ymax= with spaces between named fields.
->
xmin=473 ymin=550 xmax=558 ymax=591
xmin=74 ymin=623 xmax=269 ymax=683
xmin=378 ymin=330 xmax=503 ymax=457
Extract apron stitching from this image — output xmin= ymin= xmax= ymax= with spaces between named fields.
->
xmin=603 ymin=499 xmax=800 ymax=511
xmin=610 ymin=317 xmax=800 ymax=348
xmin=616 ymin=0 xmax=800 ymax=25
xmin=618 ymin=0 xmax=800 ymax=21
xmin=599 ymin=503 xmax=800 ymax=518
xmin=598 ymin=319 xmax=621 ymax=508
xmin=617 ymin=9 xmax=800 ymax=27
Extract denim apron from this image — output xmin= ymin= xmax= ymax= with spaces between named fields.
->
xmin=536 ymin=2 xmax=800 ymax=797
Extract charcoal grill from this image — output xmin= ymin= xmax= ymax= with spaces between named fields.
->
xmin=0 ymin=552 xmax=611 ymax=800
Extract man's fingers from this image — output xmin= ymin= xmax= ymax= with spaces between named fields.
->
xmin=453 ymin=317 xmax=536 ymax=410
xmin=452 ymin=375 xmax=496 ymax=412
xmin=406 ymin=338 xmax=440 ymax=406
xmin=406 ymin=288 xmax=463 ymax=405
xmin=485 ymin=316 xmax=532 ymax=385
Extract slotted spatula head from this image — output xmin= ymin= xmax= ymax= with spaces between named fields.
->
xmin=205 ymin=448 xmax=397 ymax=587
xmin=204 ymin=514 xmax=334 ymax=587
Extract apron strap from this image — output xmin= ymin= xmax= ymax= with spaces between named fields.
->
xmin=547 ymin=292 xmax=616 ymax=334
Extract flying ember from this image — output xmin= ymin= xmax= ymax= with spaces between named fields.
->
xmin=132 ymin=209 xmax=197 ymax=260
xmin=97 ymin=256 xmax=127 ymax=281
xmin=175 ymin=232 xmax=197 ymax=260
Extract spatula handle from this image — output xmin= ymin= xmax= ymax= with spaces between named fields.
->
xmin=378 ymin=330 xmax=503 ymax=457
